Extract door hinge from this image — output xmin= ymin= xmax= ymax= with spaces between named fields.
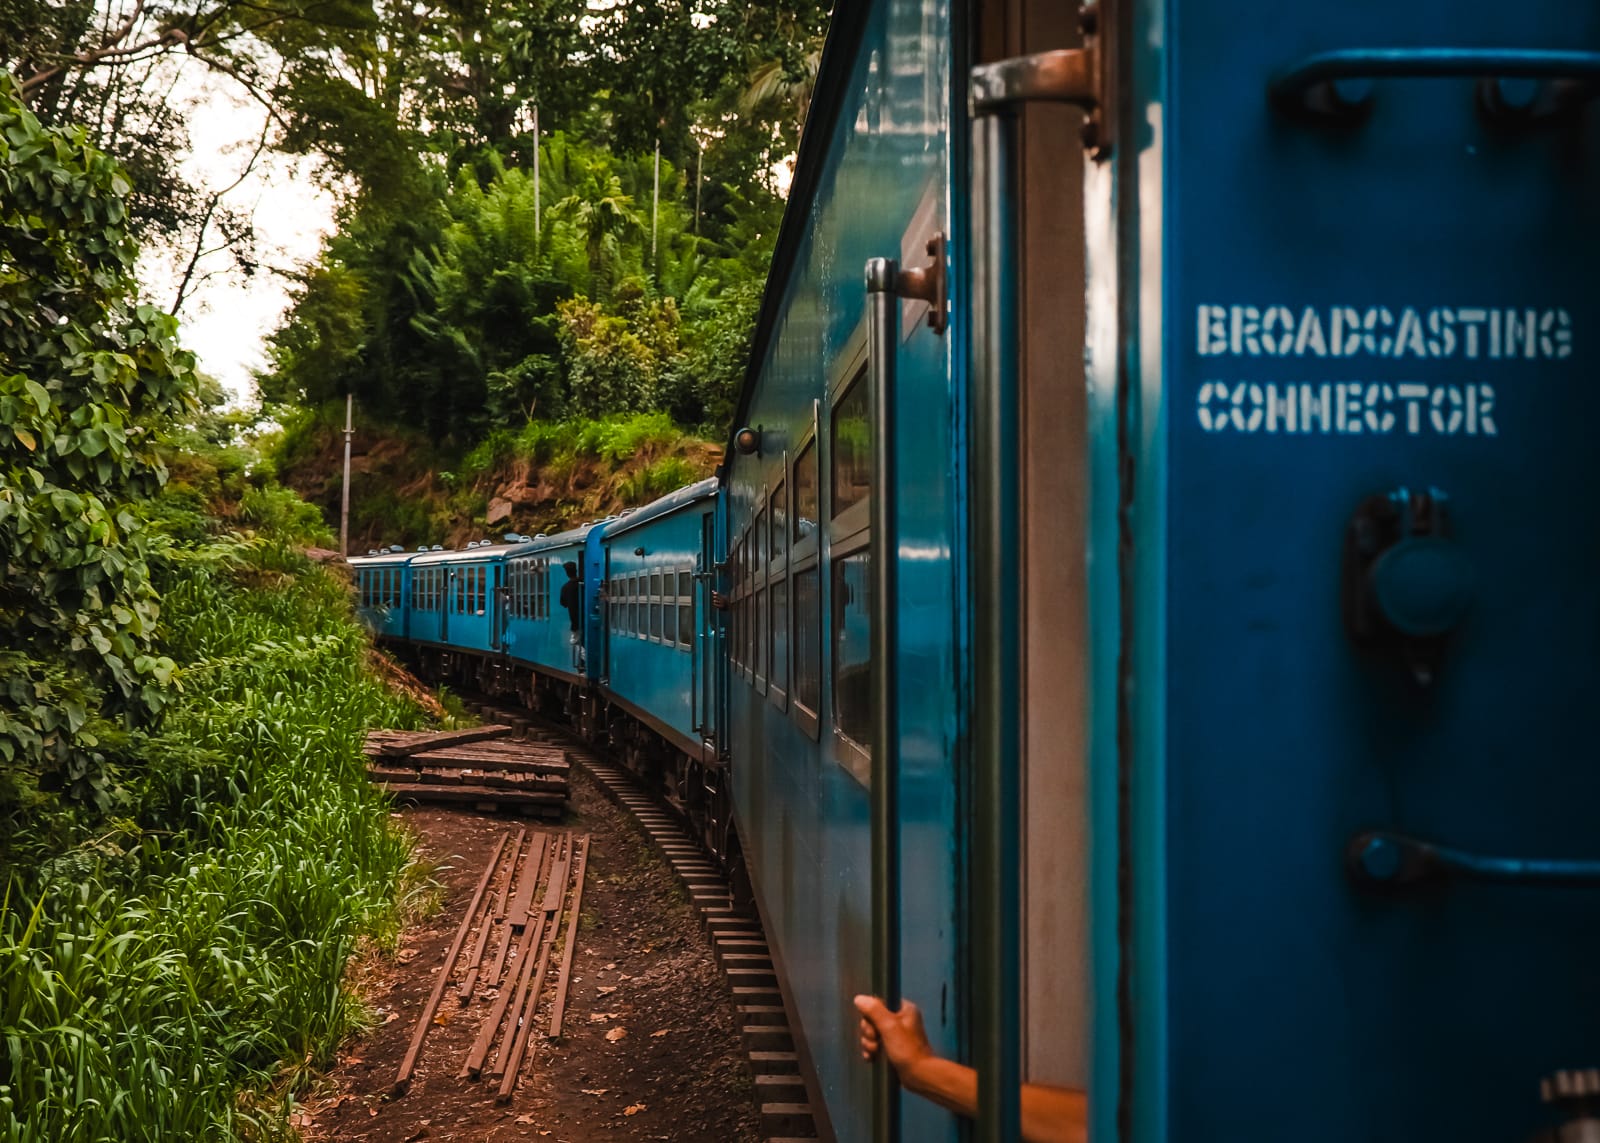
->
xmin=970 ymin=4 xmax=1114 ymax=159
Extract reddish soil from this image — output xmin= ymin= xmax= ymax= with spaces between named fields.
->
xmin=299 ymin=773 xmax=761 ymax=1142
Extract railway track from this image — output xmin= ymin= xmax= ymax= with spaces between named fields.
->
xmin=463 ymin=696 xmax=822 ymax=1143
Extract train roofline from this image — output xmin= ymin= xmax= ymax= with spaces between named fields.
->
xmin=596 ymin=477 xmax=719 ymax=541
xmin=721 ymin=2 xmax=874 ymax=472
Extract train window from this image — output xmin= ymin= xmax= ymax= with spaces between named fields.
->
xmin=650 ymin=574 xmax=663 ymax=641
xmin=677 ymin=570 xmax=694 ymax=649
xmin=754 ymin=585 xmax=767 ymax=689
xmin=771 ymin=481 xmax=788 ymax=564
xmin=832 ymin=544 xmax=871 ymax=781
xmin=754 ymin=506 xmax=767 ymax=571
xmin=770 ymin=578 xmax=788 ymax=701
xmin=832 ymin=374 xmax=871 ymax=521
xmin=794 ymin=441 xmax=817 ymax=545
xmin=793 ymin=566 xmax=821 ymax=734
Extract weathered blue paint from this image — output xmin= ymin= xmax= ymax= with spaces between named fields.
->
xmin=503 ymin=527 xmax=594 ymax=680
xmin=596 ymin=481 xmax=718 ymax=754
xmin=403 ymin=545 xmax=510 ymax=655
xmin=722 ymin=0 xmax=965 ymax=1138
xmin=1094 ymin=2 xmax=1600 ymax=1140
xmin=351 ymin=550 xmax=419 ymax=640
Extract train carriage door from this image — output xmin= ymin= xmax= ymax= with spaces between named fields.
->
xmin=697 ymin=512 xmax=718 ymax=759
xmin=490 ymin=563 xmax=504 ymax=651
xmin=967 ymin=0 xmax=1094 ymax=1124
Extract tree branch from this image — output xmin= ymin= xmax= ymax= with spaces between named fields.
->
xmin=171 ymin=115 xmax=273 ymax=313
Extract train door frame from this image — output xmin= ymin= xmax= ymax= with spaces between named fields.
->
xmin=970 ymin=0 xmax=1094 ymax=1101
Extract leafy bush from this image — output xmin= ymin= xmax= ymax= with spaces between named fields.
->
xmin=0 ymin=534 xmax=428 ymax=1141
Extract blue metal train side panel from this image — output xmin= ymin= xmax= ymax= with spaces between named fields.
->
xmin=350 ymin=552 xmax=417 ymax=640
xmin=503 ymin=530 xmax=591 ymax=680
xmin=725 ymin=0 xmax=963 ymax=1138
xmin=1093 ymin=3 xmax=1600 ymax=1139
xmin=597 ymin=483 xmax=717 ymax=752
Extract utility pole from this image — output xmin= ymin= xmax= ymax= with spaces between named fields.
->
xmin=340 ymin=393 xmax=353 ymax=557
xmin=533 ymin=104 xmax=541 ymax=240
xmin=651 ymin=139 xmax=660 ymax=261
xmin=695 ymin=138 xmax=702 ymax=237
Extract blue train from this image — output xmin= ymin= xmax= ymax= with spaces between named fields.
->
xmin=353 ymin=0 xmax=1600 ymax=1139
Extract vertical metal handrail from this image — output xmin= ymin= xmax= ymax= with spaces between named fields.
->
xmin=969 ymin=106 xmax=1023 ymax=1143
xmin=866 ymin=256 xmax=902 ymax=1143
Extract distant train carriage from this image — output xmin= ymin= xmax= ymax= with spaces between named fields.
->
xmin=593 ymin=480 xmax=725 ymax=840
xmin=352 ymin=547 xmax=417 ymax=640
xmin=502 ymin=526 xmax=594 ymax=685
xmin=405 ymin=542 xmax=510 ymax=656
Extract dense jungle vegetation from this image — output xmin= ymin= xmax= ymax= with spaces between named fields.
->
xmin=8 ymin=0 xmax=828 ymax=546
xmin=0 ymin=0 xmax=824 ymax=1134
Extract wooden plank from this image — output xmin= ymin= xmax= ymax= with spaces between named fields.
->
xmin=462 ymin=912 xmax=545 ymax=1079
xmin=507 ymin=833 xmax=550 ymax=929
xmin=492 ymin=904 xmax=558 ymax=1091
xmin=458 ymin=828 xmax=525 ymax=1003
xmin=394 ymin=829 xmax=509 ymax=1094
xmin=375 ymin=783 xmax=566 ymax=807
xmin=541 ymin=834 xmax=571 ymax=914
xmin=373 ymin=725 xmax=513 ymax=757
xmin=546 ymin=835 xmax=591 ymax=1038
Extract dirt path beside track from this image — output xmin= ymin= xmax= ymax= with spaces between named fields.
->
xmin=299 ymin=773 xmax=762 ymax=1142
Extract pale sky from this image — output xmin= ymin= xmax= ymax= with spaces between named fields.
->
xmin=137 ymin=62 xmax=337 ymax=405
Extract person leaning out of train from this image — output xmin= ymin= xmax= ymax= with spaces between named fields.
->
xmin=854 ymin=995 xmax=1086 ymax=1143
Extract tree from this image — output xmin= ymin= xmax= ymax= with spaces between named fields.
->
xmin=0 ymin=79 xmax=194 ymax=818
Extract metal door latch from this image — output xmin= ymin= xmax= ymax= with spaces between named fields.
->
xmin=867 ymin=233 xmax=948 ymax=334
xmin=969 ymin=4 xmax=1113 ymax=158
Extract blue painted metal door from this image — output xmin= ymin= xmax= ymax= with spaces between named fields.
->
xmin=1101 ymin=2 xmax=1600 ymax=1140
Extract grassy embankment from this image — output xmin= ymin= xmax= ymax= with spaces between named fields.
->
xmin=271 ymin=405 xmax=722 ymax=553
xmin=0 ymin=486 xmax=434 ymax=1140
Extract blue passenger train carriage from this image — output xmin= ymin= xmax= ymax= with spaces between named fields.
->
xmin=352 ymin=547 xmax=418 ymax=640
xmin=502 ymin=525 xmax=596 ymax=686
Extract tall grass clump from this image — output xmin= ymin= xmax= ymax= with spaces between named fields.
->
xmin=0 ymin=534 xmax=428 ymax=1141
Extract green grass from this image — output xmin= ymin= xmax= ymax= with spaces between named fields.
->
xmin=459 ymin=411 xmax=691 ymax=477
xmin=0 ymin=535 xmax=429 ymax=1141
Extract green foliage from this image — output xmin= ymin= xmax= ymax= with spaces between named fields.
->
xmin=266 ymin=132 xmax=777 ymax=444
xmin=0 ymin=534 xmax=427 ymax=1140
xmin=0 ymin=80 xmax=196 ymax=811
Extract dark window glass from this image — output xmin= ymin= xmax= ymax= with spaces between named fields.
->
xmin=832 ymin=548 xmax=872 ymax=749
xmin=755 ymin=587 xmax=766 ymax=679
xmin=832 ymin=376 xmax=871 ymax=517
xmin=794 ymin=567 xmax=821 ymax=711
xmin=755 ymin=509 xmax=767 ymax=569
xmin=772 ymin=482 xmax=788 ymax=563
xmin=795 ymin=442 xmax=818 ymax=543
xmin=771 ymin=578 xmax=789 ymax=690
xmin=651 ymin=570 xmax=663 ymax=601
xmin=651 ymin=597 xmax=663 ymax=640
xmin=678 ymin=593 xmax=694 ymax=648
xmin=678 ymin=571 xmax=692 ymax=598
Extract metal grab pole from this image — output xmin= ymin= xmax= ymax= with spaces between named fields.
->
xmin=969 ymin=106 xmax=1023 ymax=1143
xmin=866 ymin=257 xmax=902 ymax=1143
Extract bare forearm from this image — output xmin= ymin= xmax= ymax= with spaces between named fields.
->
xmin=899 ymin=1058 xmax=1086 ymax=1143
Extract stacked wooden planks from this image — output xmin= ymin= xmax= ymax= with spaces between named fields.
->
xmin=364 ymin=726 xmax=570 ymax=818
xmin=394 ymin=828 xmax=592 ymax=1102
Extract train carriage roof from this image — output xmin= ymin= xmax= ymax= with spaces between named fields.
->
xmin=722 ymin=3 xmax=872 ymax=471
xmin=597 ymin=478 xmax=718 ymax=542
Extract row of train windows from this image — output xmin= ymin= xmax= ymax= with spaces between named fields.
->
xmin=727 ymin=369 xmax=872 ymax=771
xmin=606 ymin=569 xmax=695 ymax=651
xmin=507 ymin=559 xmax=553 ymax=620
xmin=360 ymin=567 xmax=405 ymax=609
xmin=410 ymin=566 xmax=489 ymax=615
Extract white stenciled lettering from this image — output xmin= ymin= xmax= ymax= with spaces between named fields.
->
xmin=1195 ymin=303 xmax=1574 ymax=361
xmin=1293 ymin=306 xmax=1327 ymax=357
xmin=1426 ymin=308 xmax=1456 ymax=357
xmin=1197 ymin=305 xmax=1228 ymax=355
xmin=1260 ymin=306 xmax=1295 ymax=355
xmin=1231 ymin=305 xmax=1262 ymax=355
xmin=1197 ymin=381 xmax=1499 ymax=440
